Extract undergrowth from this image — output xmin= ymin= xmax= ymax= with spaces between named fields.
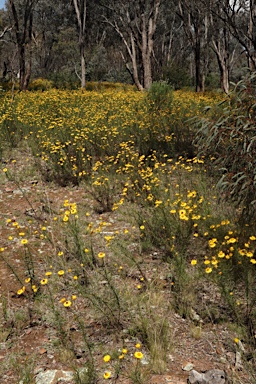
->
xmin=0 ymin=80 xmax=255 ymax=383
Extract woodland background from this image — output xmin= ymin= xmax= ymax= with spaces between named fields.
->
xmin=0 ymin=0 xmax=255 ymax=92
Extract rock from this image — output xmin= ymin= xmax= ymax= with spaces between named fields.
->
xmin=35 ymin=369 xmax=74 ymax=384
xmin=188 ymin=369 xmax=227 ymax=384
xmin=237 ymin=340 xmax=245 ymax=352
xmin=204 ymin=369 xmax=226 ymax=383
xmin=190 ymin=308 xmax=201 ymax=322
xmin=235 ymin=351 xmax=243 ymax=370
xmin=182 ymin=362 xmax=194 ymax=371
xmin=35 ymin=367 xmax=89 ymax=384
xmin=189 ymin=370 xmax=204 ymax=383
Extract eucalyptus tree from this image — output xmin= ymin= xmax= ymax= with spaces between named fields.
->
xmin=101 ymin=0 xmax=161 ymax=90
xmin=153 ymin=1 xmax=192 ymax=87
xmin=32 ymin=0 xmax=76 ymax=79
xmin=216 ymin=0 xmax=256 ymax=70
xmin=8 ymin=0 xmax=39 ymax=90
xmin=176 ymin=0 xmax=212 ymax=92
xmin=207 ymin=0 xmax=234 ymax=93
xmin=72 ymin=0 xmax=86 ymax=88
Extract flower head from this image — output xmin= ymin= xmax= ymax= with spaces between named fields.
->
xmin=103 ymin=354 xmax=111 ymax=362
xmin=32 ymin=285 xmax=38 ymax=293
xmin=103 ymin=371 xmax=111 ymax=379
xmin=60 ymin=297 xmax=66 ymax=303
xmin=208 ymin=238 xmax=217 ymax=248
xmin=17 ymin=286 xmax=26 ymax=295
xmin=134 ymin=351 xmax=144 ymax=359
xmin=63 ymin=300 xmax=72 ymax=307
xmin=98 ymin=252 xmax=105 ymax=259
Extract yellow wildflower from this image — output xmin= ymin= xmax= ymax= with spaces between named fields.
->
xmin=63 ymin=300 xmax=72 ymax=307
xmin=134 ymin=351 xmax=144 ymax=359
xmin=17 ymin=286 xmax=26 ymax=295
xmin=103 ymin=371 xmax=111 ymax=379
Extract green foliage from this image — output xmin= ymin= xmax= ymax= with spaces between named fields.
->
xmin=205 ymin=72 xmax=221 ymax=90
xmin=85 ymin=81 xmax=135 ymax=91
xmin=47 ymin=71 xmax=80 ymax=89
xmin=145 ymin=81 xmax=174 ymax=112
xmin=0 ymin=99 xmax=31 ymax=150
xmin=194 ymin=72 xmax=256 ymax=222
xmin=28 ymin=78 xmax=54 ymax=91
xmin=162 ymin=65 xmax=191 ymax=90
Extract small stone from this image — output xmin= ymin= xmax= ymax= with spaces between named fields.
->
xmin=140 ymin=355 xmax=149 ymax=365
xmin=182 ymin=362 xmax=194 ymax=371
xmin=204 ymin=369 xmax=226 ymax=383
xmin=237 ymin=340 xmax=245 ymax=352
xmin=35 ymin=369 xmax=74 ymax=384
xmin=190 ymin=308 xmax=201 ymax=322
xmin=188 ymin=369 xmax=226 ymax=384
xmin=235 ymin=351 xmax=243 ymax=370
xmin=219 ymin=356 xmax=227 ymax=364
xmin=189 ymin=370 xmax=204 ymax=383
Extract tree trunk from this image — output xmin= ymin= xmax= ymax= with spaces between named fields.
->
xmin=73 ymin=0 xmax=86 ymax=88
xmin=212 ymin=39 xmax=229 ymax=93
xmin=103 ymin=0 xmax=160 ymax=91
xmin=248 ymin=1 xmax=256 ymax=70
xmin=80 ymin=44 xmax=86 ymax=89
xmin=141 ymin=2 xmax=159 ymax=89
xmin=195 ymin=38 xmax=203 ymax=92
xmin=214 ymin=49 xmax=229 ymax=93
xmin=9 ymin=0 xmax=34 ymax=91
xmin=143 ymin=54 xmax=152 ymax=90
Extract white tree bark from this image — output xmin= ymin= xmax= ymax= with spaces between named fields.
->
xmin=104 ymin=0 xmax=161 ymax=90
xmin=73 ymin=0 xmax=86 ymax=88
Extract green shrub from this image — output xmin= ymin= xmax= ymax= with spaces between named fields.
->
xmin=145 ymin=81 xmax=174 ymax=112
xmin=194 ymin=71 xmax=256 ymax=222
xmin=162 ymin=65 xmax=191 ymax=90
xmin=28 ymin=78 xmax=54 ymax=91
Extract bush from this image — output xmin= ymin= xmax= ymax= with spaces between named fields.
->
xmin=145 ymin=81 xmax=174 ymax=112
xmin=162 ymin=65 xmax=191 ymax=90
xmin=28 ymin=78 xmax=54 ymax=91
xmin=194 ymin=71 xmax=256 ymax=222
